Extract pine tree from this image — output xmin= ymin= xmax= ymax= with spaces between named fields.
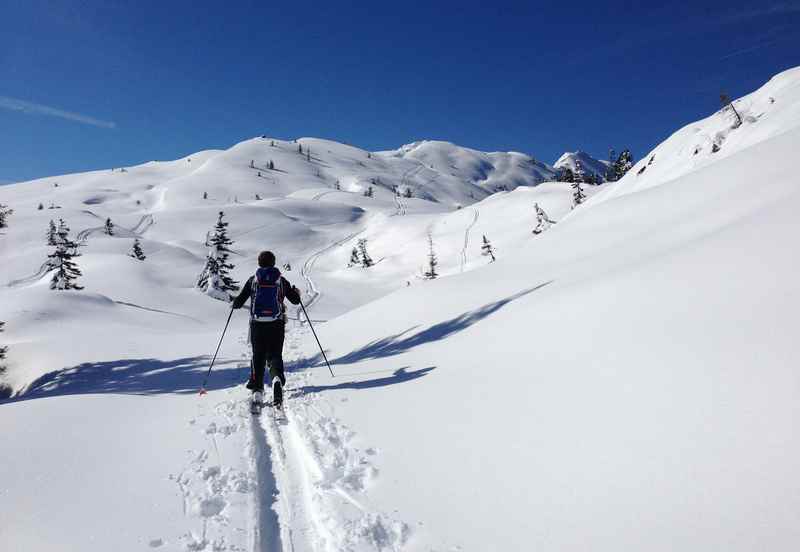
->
xmin=480 ymin=235 xmax=496 ymax=262
xmin=306 ymin=148 xmax=311 ymax=162
xmin=613 ymin=149 xmax=633 ymax=180
xmin=0 ymin=321 xmax=7 ymax=372
xmin=38 ymin=203 xmax=44 ymax=210
xmin=364 ymin=186 xmax=374 ymax=197
xmin=250 ymin=159 xmax=254 ymax=168
xmin=104 ymin=217 xmax=114 ymax=236
xmin=574 ymin=160 xmax=586 ymax=184
xmin=571 ymin=181 xmax=586 ymax=208
xmin=298 ymin=144 xmax=303 ymax=154
xmin=197 ymin=211 xmax=239 ymax=300
xmin=46 ymin=220 xmax=57 ymax=245
xmin=347 ymin=247 xmax=360 ymax=267
xmin=357 ymin=238 xmax=373 ymax=267
xmin=424 ymin=233 xmax=438 ymax=280
xmin=48 ymin=220 xmax=83 ymax=290
xmin=129 ymin=238 xmax=146 ymax=261
xmin=533 ymin=203 xmax=555 ymax=234
xmin=0 ymin=204 xmax=13 ymax=228
xmin=404 ymin=188 xmax=413 ymax=198
xmin=560 ymin=168 xmax=575 ymax=183
xmin=203 ymin=192 xmax=208 ymax=200
xmin=269 ymin=160 xmax=274 ymax=170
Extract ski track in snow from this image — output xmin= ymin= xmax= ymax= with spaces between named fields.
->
xmin=459 ymin=208 xmax=479 ymax=273
xmin=256 ymin=324 xmax=411 ymax=552
xmin=6 ymin=214 xmax=155 ymax=288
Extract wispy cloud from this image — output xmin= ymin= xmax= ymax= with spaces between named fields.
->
xmin=722 ymin=2 xmax=800 ymax=23
xmin=0 ymin=96 xmax=116 ymax=129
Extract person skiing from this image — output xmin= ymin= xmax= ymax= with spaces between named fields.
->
xmin=232 ymin=250 xmax=301 ymax=409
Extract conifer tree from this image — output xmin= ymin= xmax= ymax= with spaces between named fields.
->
xmin=197 ymin=211 xmax=239 ymax=300
xmin=533 ymin=203 xmax=555 ymax=234
xmin=38 ymin=203 xmax=44 ymax=210
xmin=571 ymin=181 xmax=587 ymax=208
xmin=348 ymin=247 xmax=360 ymax=267
xmin=48 ymin=220 xmax=83 ymax=290
xmin=203 ymin=192 xmax=208 ymax=200
xmin=104 ymin=217 xmax=114 ymax=236
xmin=306 ymin=148 xmax=311 ymax=162
xmin=613 ymin=149 xmax=633 ymax=180
xmin=129 ymin=238 xmax=146 ymax=261
xmin=424 ymin=232 xmax=438 ymax=280
xmin=269 ymin=160 xmax=274 ymax=170
xmin=574 ymin=160 xmax=586 ymax=184
xmin=47 ymin=220 xmax=57 ymax=246
xmin=0 ymin=321 xmax=7 ymax=368
xmin=560 ymin=168 xmax=575 ymax=183
xmin=0 ymin=204 xmax=13 ymax=228
xmin=298 ymin=144 xmax=303 ymax=154
xmin=404 ymin=188 xmax=413 ymax=198
xmin=480 ymin=235 xmax=496 ymax=262
xmin=357 ymin=238 xmax=373 ymax=267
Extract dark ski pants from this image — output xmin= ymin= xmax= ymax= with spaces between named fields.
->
xmin=249 ymin=320 xmax=286 ymax=392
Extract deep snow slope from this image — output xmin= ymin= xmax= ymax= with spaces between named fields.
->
xmin=2 ymin=66 xmax=800 ymax=552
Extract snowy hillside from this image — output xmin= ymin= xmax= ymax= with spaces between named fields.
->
xmin=2 ymin=66 xmax=800 ymax=552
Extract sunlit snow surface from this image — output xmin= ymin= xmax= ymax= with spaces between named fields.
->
xmin=2 ymin=67 xmax=800 ymax=551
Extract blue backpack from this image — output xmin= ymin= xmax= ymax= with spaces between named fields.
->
xmin=250 ymin=267 xmax=284 ymax=321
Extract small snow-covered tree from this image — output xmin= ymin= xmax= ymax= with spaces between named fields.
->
xmin=49 ymin=220 xmax=83 ymax=290
xmin=574 ymin=160 xmax=586 ymax=184
xmin=559 ymin=168 xmax=574 ymax=183
xmin=129 ymin=238 xmax=146 ymax=261
xmin=347 ymin=247 xmax=360 ymax=267
xmin=47 ymin=219 xmax=57 ymax=245
xmin=203 ymin=191 xmax=208 ymax=200
xmin=424 ymin=232 xmax=438 ymax=280
xmin=104 ymin=217 xmax=114 ymax=236
xmin=306 ymin=148 xmax=311 ymax=162
xmin=480 ymin=235 xmax=496 ymax=262
xmin=404 ymin=188 xmax=413 ymax=198
xmin=357 ymin=238 xmax=373 ymax=267
xmin=0 ymin=321 xmax=7 ymax=369
xmin=269 ymin=160 xmax=274 ymax=170
xmin=613 ymin=149 xmax=633 ymax=180
xmin=250 ymin=159 xmax=254 ymax=168
xmin=298 ymin=144 xmax=303 ymax=154
xmin=0 ymin=204 xmax=13 ymax=228
xmin=363 ymin=186 xmax=374 ymax=198
xmin=197 ymin=211 xmax=239 ymax=300
xmin=571 ymin=181 xmax=587 ymax=208
xmin=38 ymin=203 xmax=44 ymax=210
xmin=533 ymin=203 xmax=555 ymax=234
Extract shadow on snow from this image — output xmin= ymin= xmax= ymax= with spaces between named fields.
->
xmin=307 ymin=281 xmax=553 ymax=368
xmin=295 ymin=366 xmax=435 ymax=396
xmin=0 ymin=356 xmax=245 ymax=405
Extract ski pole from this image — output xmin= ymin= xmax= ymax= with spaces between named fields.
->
xmin=199 ymin=307 xmax=234 ymax=395
xmin=298 ymin=299 xmax=335 ymax=377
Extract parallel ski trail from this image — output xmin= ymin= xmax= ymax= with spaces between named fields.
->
xmin=460 ymin=208 xmax=479 ymax=272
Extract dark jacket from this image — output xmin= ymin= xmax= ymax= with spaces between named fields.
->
xmin=232 ymin=271 xmax=301 ymax=313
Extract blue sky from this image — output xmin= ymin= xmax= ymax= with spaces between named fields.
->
xmin=1 ymin=0 xmax=798 ymax=184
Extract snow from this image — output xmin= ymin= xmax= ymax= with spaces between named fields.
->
xmin=553 ymin=150 xmax=610 ymax=181
xmin=2 ymin=66 xmax=800 ymax=551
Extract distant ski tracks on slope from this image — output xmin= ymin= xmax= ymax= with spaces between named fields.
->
xmin=7 ymin=214 xmax=156 ymax=287
xmin=460 ymin=208 xmax=480 ymax=272
xmin=298 ymin=227 xmax=366 ymax=315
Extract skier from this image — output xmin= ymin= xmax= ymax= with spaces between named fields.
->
xmin=232 ymin=251 xmax=301 ymax=409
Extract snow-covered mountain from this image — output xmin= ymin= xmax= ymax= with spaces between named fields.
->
xmin=2 ymin=67 xmax=800 ymax=552
xmin=553 ymin=150 xmax=610 ymax=181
